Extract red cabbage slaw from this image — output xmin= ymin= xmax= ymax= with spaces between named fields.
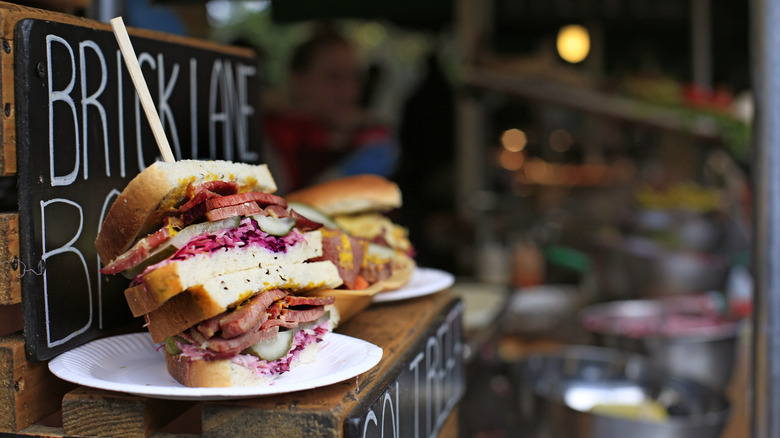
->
xmin=137 ymin=216 xmax=305 ymax=280
xmin=175 ymin=322 xmax=329 ymax=377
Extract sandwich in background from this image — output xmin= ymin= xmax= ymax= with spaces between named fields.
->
xmin=285 ymin=175 xmax=416 ymax=319
xmin=96 ymin=160 xmax=343 ymax=387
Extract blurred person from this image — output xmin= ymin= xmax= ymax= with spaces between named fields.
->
xmin=263 ymin=26 xmax=399 ymax=193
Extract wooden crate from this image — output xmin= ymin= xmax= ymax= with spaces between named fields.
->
xmin=9 ymin=290 xmax=462 ymax=438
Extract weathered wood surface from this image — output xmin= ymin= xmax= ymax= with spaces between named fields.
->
xmin=0 ymin=334 xmax=75 ymax=432
xmin=62 ymin=388 xmax=192 ymax=438
xmin=0 ymin=213 xmax=20 ymax=304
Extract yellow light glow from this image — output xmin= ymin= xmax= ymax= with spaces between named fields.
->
xmin=501 ymin=129 xmax=528 ymax=152
xmin=557 ymin=25 xmax=590 ymax=64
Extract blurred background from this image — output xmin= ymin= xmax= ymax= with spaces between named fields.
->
xmin=13 ymin=0 xmax=754 ymax=437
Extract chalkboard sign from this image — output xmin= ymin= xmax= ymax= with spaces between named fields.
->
xmin=15 ymin=18 xmax=263 ymax=361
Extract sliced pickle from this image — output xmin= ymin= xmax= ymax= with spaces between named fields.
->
xmin=168 ymin=216 xmax=241 ymax=248
xmin=287 ymin=202 xmax=340 ymax=229
xmin=164 ymin=336 xmax=182 ymax=355
xmin=242 ymin=329 xmax=295 ymax=361
xmin=250 ymin=214 xmax=296 ymax=236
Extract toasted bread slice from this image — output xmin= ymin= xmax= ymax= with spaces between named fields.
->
xmin=125 ymin=231 xmax=324 ymax=316
xmin=139 ymin=261 xmax=342 ymax=342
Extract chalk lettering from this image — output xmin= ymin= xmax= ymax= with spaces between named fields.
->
xmin=381 ymin=389 xmax=397 ymax=437
xmin=235 ymin=63 xmax=258 ymax=162
xmin=409 ymin=351 xmax=424 ymax=438
xmin=209 ymin=59 xmax=233 ymax=160
xmin=355 ymin=302 xmax=464 ymax=438
xmin=47 ymin=34 xmax=79 ymax=187
xmin=362 ymin=410 xmax=378 ymax=438
xmin=425 ymin=334 xmax=440 ymax=437
xmin=40 ymin=199 xmax=92 ymax=347
xmin=190 ymin=58 xmax=198 ymax=158
xmin=79 ymin=40 xmax=109 ymax=179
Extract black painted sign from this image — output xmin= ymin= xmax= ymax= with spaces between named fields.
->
xmin=346 ymin=299 xmax=465 ymax=438
xmin=15 ymin=18 xmax=262 ymax=360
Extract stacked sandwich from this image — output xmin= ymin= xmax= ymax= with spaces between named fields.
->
xmin=286 ymin=174 xmax=416 ymax=294
xmin=96 ymin=160 xmax=343 ymax=387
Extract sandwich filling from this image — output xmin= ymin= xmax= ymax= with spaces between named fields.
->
xmin=102 ymin=180 xmax=322 ymax=279
xmin=167 ymin=289 xmax=335 ymax=378
xmin=308 ymin=225 xmax=412 ymax=290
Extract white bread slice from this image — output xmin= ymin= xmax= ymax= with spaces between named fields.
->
xmin=97 ymin=160 xmax=277 ymax=264
xmin=165 ymin=335 xmax=323 ymax=387
xmin=125 ymin=231 xmax=324 ymax=317
xmin=142 ymin=261 xmax=343 ymax=342
xmin=286 ymin=174 xmax=401 ymax=216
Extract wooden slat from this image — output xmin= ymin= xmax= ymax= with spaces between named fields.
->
xmin=0 ymin=303 xmax=22 ymax=337
xmin=201 ymin=290 xmax=457 ymax=437
xmin=0 ymin=213 xmax=20 ymax=304
xmin=0 ymin=31 xmax=14 ymax=176
xmin=62 ymin=387 xmax=193 ymax=438
xmin=0 ymin=0 xmax=254 ymax=177
xmin=0 ymin=334 xmax=74 ymax=432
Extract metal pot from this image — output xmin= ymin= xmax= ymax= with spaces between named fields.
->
xmin=580 ymin=299 xmax=741 ymax=390
xmin=515 ymin=346 xmax=730 ymax=438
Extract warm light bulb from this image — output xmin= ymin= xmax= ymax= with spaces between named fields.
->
xmin=501 ymin=129 xmax=527 ymax=152
xmin=557 ymin=25 xmax=590 ymax=64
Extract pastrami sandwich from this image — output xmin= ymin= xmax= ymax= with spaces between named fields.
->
xmin=96 ymin=160 xmax=343 ymax=387
xmin=285 ymin=174 xmax=416 ymax=294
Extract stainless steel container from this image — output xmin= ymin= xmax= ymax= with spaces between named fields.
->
xmin=580 ymin=299 xmax=741 ymax=390
xmin=516 ymin=346 xmax=730 ymax=438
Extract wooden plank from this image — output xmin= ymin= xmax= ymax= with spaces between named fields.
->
xmin=1 ymin=29 xmax=14 ymax=177
xmin=0 ymin=303 xmax=22 ymax=337
xmin=0 ymin=334 xmax=74 ymax=432
xmin=201 ymin=290 xmax=463 ymax=437
xmin=0 ymin=213 xmax=20 ymax=304
xmin=62 ymin=387 xmax=193 ymax=438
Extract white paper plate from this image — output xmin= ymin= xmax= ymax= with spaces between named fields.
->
xmin=49 ymin=332 xmax=382 ymax=400
xmin=373 ymin=267 xmax=455 ymax=303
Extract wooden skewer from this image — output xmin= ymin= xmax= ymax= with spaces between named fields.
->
xmin=110 ymin=16 xmax=175 ymax=163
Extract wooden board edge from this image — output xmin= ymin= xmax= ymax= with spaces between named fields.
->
xmin=0 ymin=213 xmax=20 ymax=304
